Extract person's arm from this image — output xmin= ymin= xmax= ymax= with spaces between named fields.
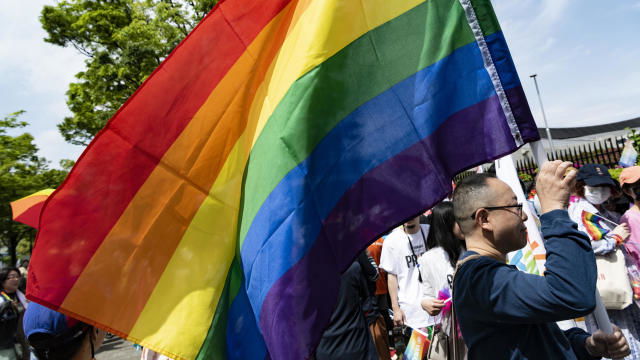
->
xmin=420 ymin=272 xmax=443 ymax=316
xmin=357 ymin=251 xmax=379 ymax=283
xmin=591 ymin=237 xmax=616 ymax=255
xmin=418 ymin=255 xmax=435 ymax=298
xmin=418 ymin=254 xmax=444 ymax=315
xmin=380 ymin=236 xmax=405 ymax=326
xmin=568 ymin=201 xmax=627 ymax=255
xmin=357 ymin=251 xmax=378 ymax=296
xmin=592 ymin=221 xmax=627 ymax=254
xmin=596 ymin=223 xmax=629 ymax=254
xmin=387 ymin=273 xmax=405 ymax=326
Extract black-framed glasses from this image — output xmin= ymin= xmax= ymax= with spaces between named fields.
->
xmin=470 ymin=203 xmax=523 ymax=219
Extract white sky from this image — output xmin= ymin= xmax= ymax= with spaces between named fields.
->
xmin=1 ymin=0 xmax=639 ymax=167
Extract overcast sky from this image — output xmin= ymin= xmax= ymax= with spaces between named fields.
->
xmin=1 ymin=0 xmax=639 ymax=167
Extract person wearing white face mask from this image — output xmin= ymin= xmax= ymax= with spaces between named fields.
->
xmin=568 ymin=164 xmax=629 ymax=255
xmin=584 ymin=186 xmax=612 ymax=208
xmin=568 ymin=164 xmax=640 ymax=360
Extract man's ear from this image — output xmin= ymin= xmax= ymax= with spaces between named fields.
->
xmin=477 ymin=209 xmax=492 ymax=231
xmin=90 ymin=327 xmax=99 ymax=341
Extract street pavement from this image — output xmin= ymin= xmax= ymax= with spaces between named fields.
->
xmin=95 ymin=335 xmax=140 ymax=360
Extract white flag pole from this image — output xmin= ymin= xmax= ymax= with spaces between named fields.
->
xmin=530 ymin=140 xmax=615 ymax=336
xmin=530 ymin=141 xmax=548 ymax=166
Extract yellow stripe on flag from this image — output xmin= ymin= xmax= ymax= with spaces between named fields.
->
xmin=128 ymin=1 xmax=428 ymax=355
xmin=129 ymin=132 xmax=252 ymax=358
xmin=63 ymin=0 xmax=429 ymax=356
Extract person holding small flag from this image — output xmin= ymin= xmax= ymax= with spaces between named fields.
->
xmin=418 ymin=202 xmax=465 ymax=320
xmin=568 ymin=163 xmax=640 ymax=359
xmin=568 ymin=164 xmax=629 ymax=254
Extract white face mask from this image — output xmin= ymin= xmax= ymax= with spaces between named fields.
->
xmin=584 ymin=186 xmax=611 ymax=205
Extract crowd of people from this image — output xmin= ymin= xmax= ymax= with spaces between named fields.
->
xmin=2 ymin=162 xmax=640 ymax=360
xmin=316 ymin=161 xmax=639 ymax=360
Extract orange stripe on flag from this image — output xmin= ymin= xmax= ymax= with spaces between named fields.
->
xmin=27 ymin=0 xmax=293 ymax=312
xmin=11 ymin=195 xmax=50 ymax=218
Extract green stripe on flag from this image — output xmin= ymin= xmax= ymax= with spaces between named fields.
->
xmin=239 ymin=0 xmax=501 ymax=245
xmin=468 ymin=0 xmax=502 ymax=37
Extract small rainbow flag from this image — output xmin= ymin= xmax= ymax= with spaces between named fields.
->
xmin=27 ymin=0 xmax=538 ymax=358
xmin=582 ymin=211 xmax=610 ymax=240
xmin=404 ymin=328 xmax=432 ymax=360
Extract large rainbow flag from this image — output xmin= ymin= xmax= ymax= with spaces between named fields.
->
xmin=27 ymin=0 xmax=539 ymax=358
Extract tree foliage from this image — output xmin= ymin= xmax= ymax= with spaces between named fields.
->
xmin=0 ymin=111 xmax=68 ymax=266
xmin=41 ymin=0 xmax=218 ymax=146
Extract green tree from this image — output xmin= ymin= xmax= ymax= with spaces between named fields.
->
xmin=626 ymin=128 xmax=640 ymax=163
xmin=40 ymin=0 xmax=217 ymax=146
xmin=0 ymin=111 xmax=68 ymax=266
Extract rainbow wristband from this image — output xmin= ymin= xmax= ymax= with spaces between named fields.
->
xmin=610 ymin=233 xmax=624 ymax=246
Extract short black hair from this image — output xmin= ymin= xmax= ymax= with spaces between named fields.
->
xmin=452 ymin=173 xmax=496 ymax=234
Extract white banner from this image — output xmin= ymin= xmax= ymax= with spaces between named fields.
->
xmin=495 ymin=154 xmax=546 ymax=275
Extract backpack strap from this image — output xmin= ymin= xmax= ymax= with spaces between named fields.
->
xmin=448 ymin=254 xmax=484 ymax=290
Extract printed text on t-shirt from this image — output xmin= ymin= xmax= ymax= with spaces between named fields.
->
xmin=405 ymin=254 xmax=419 ymax=268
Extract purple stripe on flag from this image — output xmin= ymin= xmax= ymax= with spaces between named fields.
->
xmin=504 ymin=85 xmax=538 ymax=142
xmin=483 ymin=33 xmax=539 ymax=143
xmin=259 ymin=89 xmax=535 ymax=359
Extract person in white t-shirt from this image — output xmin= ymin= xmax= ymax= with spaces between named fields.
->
xmin=379 ymin=216 xmax=430 ymax=329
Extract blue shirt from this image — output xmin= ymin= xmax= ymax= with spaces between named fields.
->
xmin=453 ymin=210 xmax=599 ymax=359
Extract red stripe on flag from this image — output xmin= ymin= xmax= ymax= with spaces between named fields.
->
xmin=28 ymin=0 xmax=292 ymax=307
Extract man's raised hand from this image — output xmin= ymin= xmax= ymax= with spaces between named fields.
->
xmin=535 ymin=160 xmax=576 ymax=214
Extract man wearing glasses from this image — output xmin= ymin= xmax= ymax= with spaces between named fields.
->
xmin=451 ymin=161 xmax=629 ymax=359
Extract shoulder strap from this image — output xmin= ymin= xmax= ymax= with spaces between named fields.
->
xmin=455 ymin=254 xmax=484 ymax=271
xmin=449 ymin=254 xmax=484 ymax=360
xmin=450 ymin=254 xmax=484 ymax=291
